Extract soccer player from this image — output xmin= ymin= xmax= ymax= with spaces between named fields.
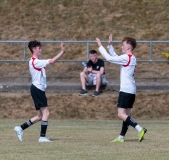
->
xmin=14 ymin=40 xmax=65 ymax=142
xmin=96 ymin=34 xmax=147 ymax=142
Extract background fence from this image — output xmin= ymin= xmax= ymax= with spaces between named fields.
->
xmin=0 ymin=40 xmax=169 ymax=62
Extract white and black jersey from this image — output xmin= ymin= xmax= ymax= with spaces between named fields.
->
xmin=98 ymin=45 xmax=136 ymax=94
xmin=29 ymin=57 xmax=50 ymax=91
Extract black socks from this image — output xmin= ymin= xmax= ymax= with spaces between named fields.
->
xmin=125 ymin=116 xmax=137 ymax=128
xmin=120 ymin=121 xmax=129 ymax=136
xmin=21 ymin=120 xmax=33 ymax=130
xmin=40 ymin=121 xmax=48 ymax=137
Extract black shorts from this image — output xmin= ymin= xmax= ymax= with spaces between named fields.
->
xmin=117 ymin=91 xmax=135 ymax=109
xmin=30 ymin=84 xmax=48 ymax=110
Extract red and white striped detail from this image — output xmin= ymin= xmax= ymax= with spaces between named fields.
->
xmin=123 ymin=54 xmax=132 ymax=67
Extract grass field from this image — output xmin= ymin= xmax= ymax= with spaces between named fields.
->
xmin=1 ymin=119 xmax=169 ymax=160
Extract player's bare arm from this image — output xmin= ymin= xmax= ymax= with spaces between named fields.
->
xmin=49 ymin=42 xmax=65 ymax=64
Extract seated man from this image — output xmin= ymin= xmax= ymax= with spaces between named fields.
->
xmin=79 ymin=50 xmax=107 ymax=97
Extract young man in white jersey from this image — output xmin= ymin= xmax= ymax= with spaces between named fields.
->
xmin=96 ymin=34 xmax=147 ymax=142
xmin=14 ymin=40 xmax=65 ymax=142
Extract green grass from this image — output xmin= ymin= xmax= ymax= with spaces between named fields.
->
xmin=0 ymin=119 xmax=169 ymax=160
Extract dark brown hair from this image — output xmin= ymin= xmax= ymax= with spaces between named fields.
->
xmin=28 ymin=40 xmax=42 ymax=53
xmin=89 ymin=50 xmax=97 ymax=54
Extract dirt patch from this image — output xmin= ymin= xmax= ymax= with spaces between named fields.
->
xmin=1 ymin=90 xmax=169 ymax=120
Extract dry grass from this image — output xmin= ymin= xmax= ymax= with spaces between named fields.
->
xmin=0 ymin=0 xmax=168 ymax=39
xmin=0 ymin=0 xmax=169 ymax=81
xmin=1 ymin=91 xmax=169 ymax=120
xmin=0 ymin=0 xmax=169 ymax=40
xmin=0 ymin=0 xmax=169 ymax=121
xmin=0 ymin=119 xmax=169 ymax=160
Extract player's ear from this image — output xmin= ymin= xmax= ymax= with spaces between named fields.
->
xmin=127 ymin=45 xmax=131 ymax=50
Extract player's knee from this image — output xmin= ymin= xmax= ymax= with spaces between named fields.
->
xmin=37 ymin=115 xmax=42 ymax=121
xmin=47 ymin=111 xmax=50 ymax=117
xmin=117 ymin=113 xmax=123 ymax=119
xmin=45 ymin=110 xmax=50 ymax=117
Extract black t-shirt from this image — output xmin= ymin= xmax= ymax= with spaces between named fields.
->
xmin=87 ymin=59 xmax=105 ymax=73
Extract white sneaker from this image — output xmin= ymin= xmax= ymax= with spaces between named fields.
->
xmin=38 ymin=137 xmax=52 ymax=142
xmin=14 ymin=126 xmax=23 ymax=141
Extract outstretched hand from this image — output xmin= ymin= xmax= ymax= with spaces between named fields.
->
xmin=108 ymin=34 xmax=112 ymax=45
xmin=96 ymin=38 xmax=102 ymax=47
xmin=61 ymin=42 xmax=65 ymax=52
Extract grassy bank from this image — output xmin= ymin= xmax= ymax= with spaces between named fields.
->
xmin=1 ymin=91 xmax=169 ymax=120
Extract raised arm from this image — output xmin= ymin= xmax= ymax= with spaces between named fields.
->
xmin=107 ymin=34 xmax=117 ymax=56
xmin=108 ymin=34 xmax=112 ymax=46
xmin=96 ymin=37 xmax=112 ymax=60
xmin=96 ymin=37 xmax=129 ymax=65
xmin=96 ymin=37 xmax=103 ymax=47
xmin=49 ymin=42 xmax=65 ymax=64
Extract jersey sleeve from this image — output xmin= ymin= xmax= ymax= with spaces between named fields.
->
xmin=100 ymin=59 xmax=105 ymax=67
xmin=98 ymin=46 xmax=130 ymax=65
xmin=34 ymin=59 xmax=50 ymax=68
xmin=107 ymin=45 xmax=117 ymax=56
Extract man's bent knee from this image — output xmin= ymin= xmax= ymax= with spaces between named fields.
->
xmin=96 ymin=73 xmax=102 ymax=78
xmin=80 ymin=72 xmax=85 ymax=77
xmin=37 ymin=115 xmax=42 ymax=121
xmin=118 ymin=112 xmax=124 ymax=120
